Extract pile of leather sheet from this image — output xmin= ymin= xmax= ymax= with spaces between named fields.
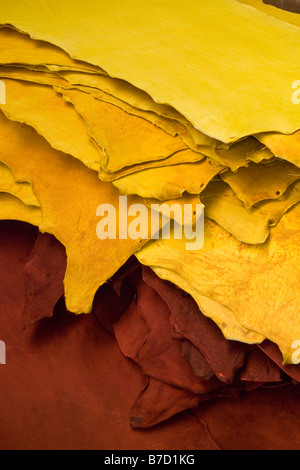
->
xmin=0 ymin=0 xmax=299 ymax=450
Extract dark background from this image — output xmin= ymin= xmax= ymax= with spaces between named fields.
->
xmin=264 ymin=0 xmax=300 ymax=13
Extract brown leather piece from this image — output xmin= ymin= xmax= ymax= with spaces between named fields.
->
xmin=259 ymin=340 xmax=300 ymax=382
xmin=240 ymin=347 xmax=283 ymax=383
xmin=1 ymin=222 xmax=299 ymax=448
xmin=191 ymin=383 xmax=300 ymax=450
xmin=0 ymin=221 xmax=218 ymax=450
xmin=130 ymin=377 xmax=201 ymax=430
xmin=142 ymin=266 xmax=249 ymax=383
xmin=181 ymin=340 xmax=215 ymax=381
xmin=23 ymin=232 xmax=66 ymax=326
xmin=115 ymin=279 xmax=222 ymax=394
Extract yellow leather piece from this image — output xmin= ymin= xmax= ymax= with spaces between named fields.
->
xmin=57 ymin=87 xmax=188 ymax=172
xmin=98 ymin=149 xmax=206 ymax=182
xmin=0 ymin=66 xmax=68 ymax=87
xmin=0 ymin=192 xmax=42 ymax=226
xmin=201 ymin=179 xmax=300 ymax=244
xmin=0 ymin=161 xmax=40 ymax=207
xmin=0 ymin=26 xmax=102 ymax=72
xmin=0 ymin=0 xmax=299 ymax=141
xmin=136 ymin=204 xmax=300 ymax=363
xmin=237 ymin=0 xmax=300 ymax=27
xmin=0 ymin=79 xmax=101 ymax=171
xmin=152 ymin=266 xmax=265 ymax=344
xmin=221 ymin=159 xmax=300 ymax=208
xmin=256 ymin=130 xmax=300 ymax=168
xmin=0 ymin=111 xmax=149 ymax=314
xmin=113 ymin=159 xmax=224 ymax=200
